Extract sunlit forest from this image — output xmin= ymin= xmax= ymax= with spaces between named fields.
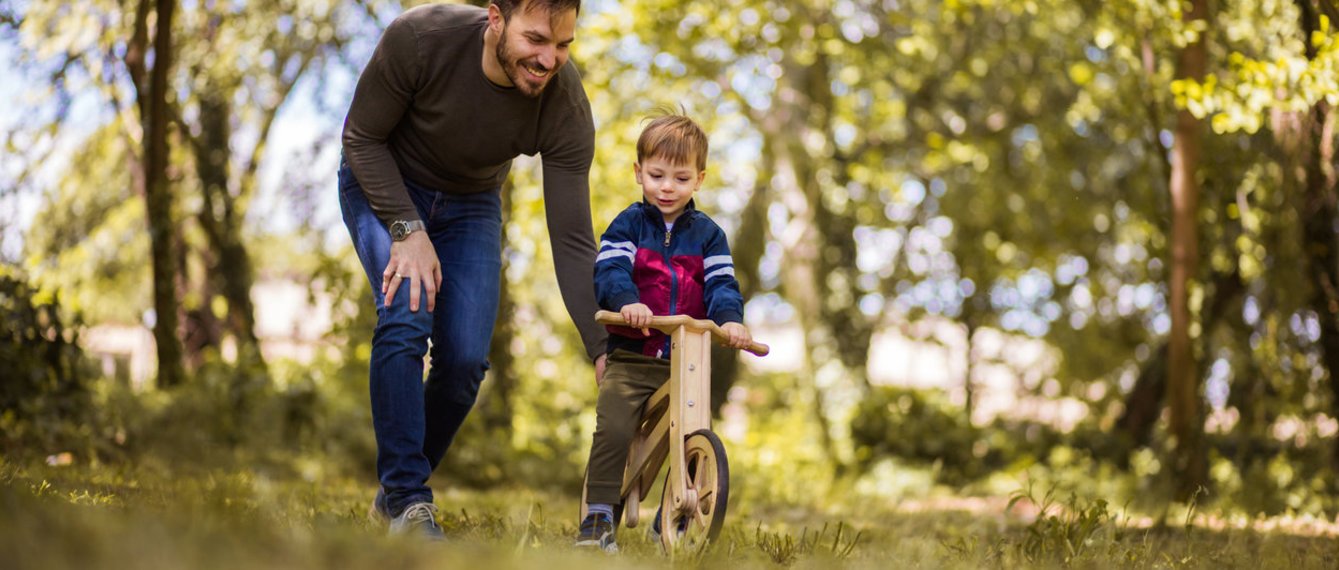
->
xmin=3 ymin=0 xmax=1339 ymax=567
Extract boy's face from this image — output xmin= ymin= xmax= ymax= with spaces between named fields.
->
xmin=635 ymin=154 xmax=704 ymax=224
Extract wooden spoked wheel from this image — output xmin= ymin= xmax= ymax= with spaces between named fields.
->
xmin=659 ymin=429 xmax=729 ymax=552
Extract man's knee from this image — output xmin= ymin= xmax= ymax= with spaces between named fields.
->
xmin=374 ymin=309 xmax=434 ymax=356
xmin=425 ymin=355 xmax=490 ymax=405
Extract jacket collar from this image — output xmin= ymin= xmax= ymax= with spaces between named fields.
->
xmin=638 ymin=198 xmax=698 ymax=227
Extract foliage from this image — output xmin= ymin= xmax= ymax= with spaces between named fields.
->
xmin=0 ymin=272 xmax=98 ymax=459
xmin=752 ymin=522 xmax=862 ymax=565
xmin=1006 ymin=484 xmax=1126 ymax=563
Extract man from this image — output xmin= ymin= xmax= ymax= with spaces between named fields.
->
xmin=337 ymin=0 xmax=607 ymax=539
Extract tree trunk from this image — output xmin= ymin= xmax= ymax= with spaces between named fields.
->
xmin=1292 ymin=0 xmax=1339 ymax=473
xmin=769 ymin=20 xmax=870 ymax=474
xmin=141 ymin=0 xmax=185 ymax=388
xmin=194 ymin=88 xmax=267 ymax=374
xmin=1118 ymin=269 xmax=1241 ymax=460
xmin=1166 ymin=0 xmax=1208 ymax=500
xmin=963 ymin=317 xmax=977 ymax=423
xmin=709 ymin=137 xmax=773 ymax=416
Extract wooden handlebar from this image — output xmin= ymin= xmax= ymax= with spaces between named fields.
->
xmin=595 ymin=310 xmax=770 ymax=357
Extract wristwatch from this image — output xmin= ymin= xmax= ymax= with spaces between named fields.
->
xmin=389 ymin=219 xmax=425 ymax=241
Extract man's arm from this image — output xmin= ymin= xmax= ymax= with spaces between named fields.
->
xmin=342 ymin=15 xmax=442 ymax=311
xmin=539 ymin=71 xmax=607 ymax=362
xmin=543 ymin=165 xmax=608 ymax=361
xmin=341 ymin=15 xmax=422 ymax=227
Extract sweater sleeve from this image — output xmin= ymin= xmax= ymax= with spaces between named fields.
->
xmin=540 ymin=70 xmax=607 ymax=361
xmin=701 ymin=222 xmax=745 ymax=325
xmin=340 ymin=14 xmax=422 ymax=227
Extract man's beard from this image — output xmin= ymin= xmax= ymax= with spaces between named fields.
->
xmin=496 ymin=24 xmax=553 ymax=98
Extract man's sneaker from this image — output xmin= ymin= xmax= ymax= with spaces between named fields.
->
xmin=574 ymin=513 xmax=619 ymax=553
xmin=368 ymin=487 xmax=391 ymax=523
xmin=389 ymin=501 xmax=446 ymax=541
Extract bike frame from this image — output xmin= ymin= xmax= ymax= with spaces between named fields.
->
xmin=593 ymin=311 xmax=768 ymax=529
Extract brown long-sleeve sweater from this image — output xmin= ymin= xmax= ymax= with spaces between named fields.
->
xmin=341 ymin=4 xmax=606 ymax=360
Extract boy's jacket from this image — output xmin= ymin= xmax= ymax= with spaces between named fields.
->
xmin=595 ymin=199 xmax=745 ymax=358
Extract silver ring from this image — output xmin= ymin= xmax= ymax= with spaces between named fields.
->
xmin=394 ymin=273 xmax=404 ymax=279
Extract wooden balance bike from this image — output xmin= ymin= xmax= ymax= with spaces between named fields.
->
xmin=582 ymin=310 xmax=769 ymax=552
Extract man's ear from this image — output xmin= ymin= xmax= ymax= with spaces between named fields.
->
xmin=488 ymin=4 xmax=505 ymax=33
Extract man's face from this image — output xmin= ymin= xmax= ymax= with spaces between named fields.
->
xmin=495 ymin=4 xmax=577 ymax=98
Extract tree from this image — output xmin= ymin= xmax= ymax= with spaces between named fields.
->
xmin=130 ymin=0 xmax=186 ymax=388
xmin=1287 ymin=0 xmax=1339 ymax=472
xmin=7 ymin=0 xmax=382 ymax=385
xmin=1166 ymin=0 xmax=1209 ymax=499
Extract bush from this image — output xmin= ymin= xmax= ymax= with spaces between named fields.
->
xmin=0 ymin=272 xmax=99 ymax=459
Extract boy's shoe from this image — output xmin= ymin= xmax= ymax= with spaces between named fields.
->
xmin=648 ymin=504 xmax=687 ymax=547
xmin=389 ymin=501 xmax=446 ymax=541
xmin=574 ymin=513 xmax=619 ymax=553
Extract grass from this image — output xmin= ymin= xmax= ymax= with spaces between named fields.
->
xmin=3 ymin=459 xmax=1338 ymax=569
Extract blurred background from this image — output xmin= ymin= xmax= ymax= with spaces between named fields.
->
xmin=2 ymin=0 xmax=1338 ymax=520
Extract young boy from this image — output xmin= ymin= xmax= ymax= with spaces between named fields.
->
xmin=575 ymin=111 xmax=752 ymax=552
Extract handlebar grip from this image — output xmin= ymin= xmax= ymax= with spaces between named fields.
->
xmin=595 ymin=310 xmax=769 ymax=357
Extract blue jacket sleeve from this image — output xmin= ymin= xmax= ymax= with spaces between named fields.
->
xmin=594 ymin=208 xmax=643 ymax=311
xmin=700 ymin=220 xmax=745 ymax=325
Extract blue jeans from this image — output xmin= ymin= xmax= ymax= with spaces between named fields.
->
xmin=338 ymin=157 xmax=502 ymax=516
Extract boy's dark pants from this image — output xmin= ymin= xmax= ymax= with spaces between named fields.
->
xmin=585 ymin=350 xmax=671 ymax=505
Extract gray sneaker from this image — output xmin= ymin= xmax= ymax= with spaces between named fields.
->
xmin=390 ymin=501 xmax=446 ymax=541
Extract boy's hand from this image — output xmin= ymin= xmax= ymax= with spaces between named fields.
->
xmin=621 ymin=303 xmax=653 ymax=336
xmin=721 ymin=322 xmax=752 ymax=350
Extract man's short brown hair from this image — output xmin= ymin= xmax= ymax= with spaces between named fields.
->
xmin=636 ymin=109 xmax=708 ymax=172
xmin=492 ymin=0 xmax=580 ymax=20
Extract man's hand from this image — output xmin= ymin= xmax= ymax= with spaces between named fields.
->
xmin=594 ymin=353 xmax=607 ymax=387
xmin=382 ymin=231 xmax=442 ymax=312
xmin=721 ymin=322 xmax=752 ymax=350
xmin=620 ymin=303 xmax=653 ymax=336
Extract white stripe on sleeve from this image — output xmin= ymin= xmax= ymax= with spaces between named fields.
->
xmin=597 ymin=249 xmax=635 ymax=263
xmin=705 ymin=267 xmax=736 ymax=281
xmin=600 ymin=240 xmax=636 ymax=253
xmin=703 ymin=255 xmax=733 ymax=268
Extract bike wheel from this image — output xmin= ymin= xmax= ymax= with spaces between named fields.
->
xmin=659 ymin=429 xmax=729 ymax=552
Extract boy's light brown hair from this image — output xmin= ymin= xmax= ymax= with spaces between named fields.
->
xmin=636 ymin=108 xmax=708 ymax=172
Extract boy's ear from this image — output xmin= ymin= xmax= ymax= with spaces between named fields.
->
xmin=633 ymin=162 xmax=643 ymax=184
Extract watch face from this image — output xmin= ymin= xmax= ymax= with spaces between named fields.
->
xmin=390 ymin=221 xmax=408 ymax=241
